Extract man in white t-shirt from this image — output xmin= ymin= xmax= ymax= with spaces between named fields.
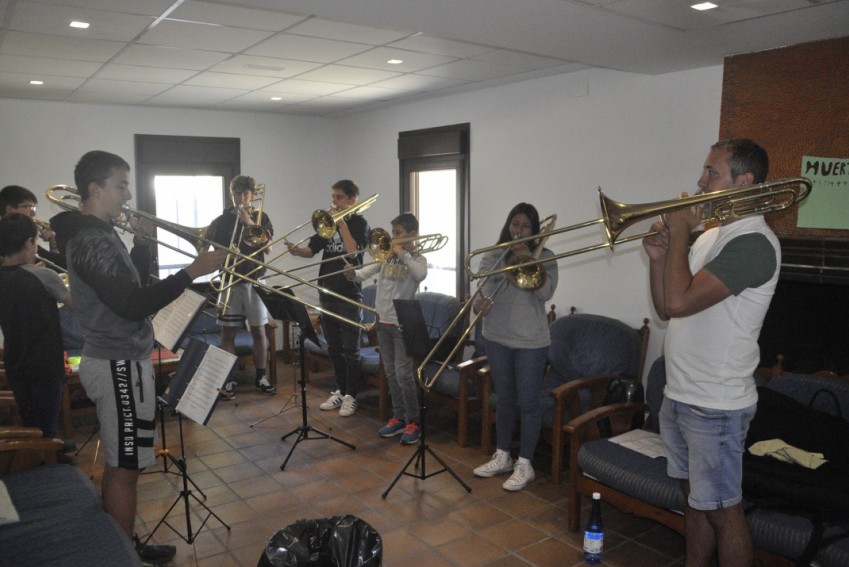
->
xmin=643 ymin=138 xmax=779 ymax=567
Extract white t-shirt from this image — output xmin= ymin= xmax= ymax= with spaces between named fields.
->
xmin=664 ymin=216 xmax=780 ymax=410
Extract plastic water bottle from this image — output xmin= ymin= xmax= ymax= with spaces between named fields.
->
xmin=583 ymin=492 xmax=604 ymax=564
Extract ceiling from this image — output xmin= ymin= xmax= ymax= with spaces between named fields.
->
xmin=1 ymin=0 xmax=847 ymax=117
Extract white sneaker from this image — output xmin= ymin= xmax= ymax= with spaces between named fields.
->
xmin=502 ymin=458 xmax=535 ymax=491
xmin=473 ymin=449 xmax=514 ymax=478
xmin=319 ymin=390 xmax=343 ymax=411
xmin=338 ymin=395 xmax=357 ymax=417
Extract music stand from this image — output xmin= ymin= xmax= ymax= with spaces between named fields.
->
xmin=254 ymin=286 xmax=356 ymax=471
xmin=145 ymin=339 xmax=232 ymax=544
xmin=381 ymin=298 xmax=472 ymax=498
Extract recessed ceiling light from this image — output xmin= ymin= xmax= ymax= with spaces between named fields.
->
xmin=29 ymin=80 xmax=44 ymax=85
xmin=691 ymin=2 xmax=718 ymax=10
xmin=270 ymin=96 xmax=283 ymax=101
xmin=69 ymin=21 xmax=90 ymax=29
xmin=387 ymin=59 xmax=404 ymax=65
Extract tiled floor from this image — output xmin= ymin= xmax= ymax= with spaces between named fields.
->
xmin=71 ymin=357 xmax=685 ymax=567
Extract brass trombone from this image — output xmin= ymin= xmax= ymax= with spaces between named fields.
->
xmin=466 ymin=177 xmax=813 ymax=284
xmin=416 ymin=216 xmax=557 ymax=390
xmin=226 ymin=229 xmax=448 ymax=295
xmin=219 ymin=193 xmax=380 ymax=282
xmin=44 ymin=184 xmax=380 ymax=331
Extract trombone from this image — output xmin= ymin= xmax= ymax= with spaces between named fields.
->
xmin=466 ymin=177 xmax=813 ymax=284
xmin=215 ymin=183 xmax=269 ymax=313
xmin=44 ymin=184 xmax=380 ymax=331
xmin=219 ymin=229 xmax=448 ymax=295
xmin=416 ymin=216 xmax=557 ymax=390
xmin=219 ymin=193 xmax=380 ymax=282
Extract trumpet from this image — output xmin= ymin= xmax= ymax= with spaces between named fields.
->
xmin=465 ymin=177 xmax=813 ymax=286
xmin=44 ymin=184 xmax=380 ymax=331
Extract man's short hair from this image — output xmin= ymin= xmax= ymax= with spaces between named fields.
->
xmin=0 ymin=213 xmax=37 ymax=256
xmin=391 ymin=212 xmax=418 ymax=233
xmin=229 ymin=175 xmax=257 ymax=194
xmin=0 ymin=185 xmax=38 ymax=213
xmin=74 ymin=151 xmax=130 ymax=201
xmin=332 ymin=179 xmax=359 ymax=198
xmin=712 ymin=138 xmax=769 ymax=184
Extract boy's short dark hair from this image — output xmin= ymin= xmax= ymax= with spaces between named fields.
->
xmin=74 ymin=151 xmax=130 ymax=201
xmin=0 ymin=185 xmax=38 ymax=213
xmin=229 ymin=175 xmax=257 ymax=194
xmin=332 ymin=179 xmax=359 ymax=198
xmin=391 ymin=212 xmax=418 ymax=233
xmin=0 ymin=213 xmax=37 ymax=256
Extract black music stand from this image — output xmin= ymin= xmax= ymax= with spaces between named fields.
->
xmin=381 ymin=298 xmax=472 ymax=498
xmin=145 ymin=339 xmax=232 ymax=544
xmin=254 ymin=286 xmax=356 ymax=471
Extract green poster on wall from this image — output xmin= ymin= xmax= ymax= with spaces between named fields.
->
xmin=796 ymin=156 xmax=849 ymax=230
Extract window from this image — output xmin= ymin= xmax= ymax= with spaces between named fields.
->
xmin=135 ymin=135 xmax=240 ymax=281
xmin=399 ymin=124 xmax=470 ymax=299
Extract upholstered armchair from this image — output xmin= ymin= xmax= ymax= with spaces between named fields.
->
xmin=478 ymin=311 xmax=649 ymax=484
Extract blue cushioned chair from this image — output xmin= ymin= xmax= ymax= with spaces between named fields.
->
xmin=566 ymin=357 xmax=849 ymax=567
xmin=302 ymin=285 xmax=389 ymax=419
xmin=417 ymin=292 xmax=488 ymax=447
xmin=183 ymin=306 xmax=277 ymax=385
xmin=478 ymin=310 xmax=649 ymax=484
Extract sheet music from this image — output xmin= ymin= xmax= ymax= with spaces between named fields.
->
xmin=152 ymin=289 xmax=207 ymax=351
xmin=175 ymin=345 xmax=237 ymax=425
xmin=608 ymin=429 xmax=667 ymax=459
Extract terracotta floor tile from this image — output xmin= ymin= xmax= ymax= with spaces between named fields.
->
xmin=66 ymin=360 xmax=684 ymax=567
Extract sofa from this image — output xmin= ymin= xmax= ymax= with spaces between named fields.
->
xmin=565 ymin=356 xmax=849 ymax=567
xmin=0 ymin=430 xmax=141 ymax=566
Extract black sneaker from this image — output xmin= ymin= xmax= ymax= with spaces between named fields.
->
xmin=134 ymin=535 xmax=176 ymax=565
xmin=255 ymin=376 xmax=276 ymax=395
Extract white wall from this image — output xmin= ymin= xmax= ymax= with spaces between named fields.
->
xmin=333 ymin=65 xmax=725 ymax=375
xmin=0 ymin=64 xmax=724 ymax=377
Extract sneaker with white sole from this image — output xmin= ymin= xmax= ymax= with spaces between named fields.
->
xmin=378 ymin=418 xmax=406 ymax=437
xmin=502 ymin=458 xmax=535 ymax=491
xmin=219 ymin=381 xmax=237 ymax=401
xmin=256 ymin=376 xmax=276 ymax=395
xmin=338 ymin=394 xmax=357 ymax=417
xmin=473 ymin=449 xmax=514 ymax=478
xmin=319 ymin=390 xmax=343 ymax=411
xmin=400 ymin=422 xmax=420 ymax=445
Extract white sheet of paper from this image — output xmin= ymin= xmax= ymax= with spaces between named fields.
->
xmin=608 ymin=429 xmax=667 ymax=459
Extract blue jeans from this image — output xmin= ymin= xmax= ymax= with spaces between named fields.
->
xmin=486 ymin=340 xmax=549 ymax=460
xmin=376 ymin=324 xmax=420 ymax=423
xmin=660 ymin=397 xmax=756 ymax=510
xmin=320 ymin=298 xmax=362 ymax=396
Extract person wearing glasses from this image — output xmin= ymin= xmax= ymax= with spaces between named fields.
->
xmin=0 ymin=185 xmax=64 ymax=269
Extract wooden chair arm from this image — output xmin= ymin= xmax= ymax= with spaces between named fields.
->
xmin=563 ymin=402 xmax=649 ymax=441
xmin=0 ymin=427 xmax=45 ymax=439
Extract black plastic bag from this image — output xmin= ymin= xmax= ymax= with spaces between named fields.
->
xmin=258 ymin=515 xmax=382 ymax=567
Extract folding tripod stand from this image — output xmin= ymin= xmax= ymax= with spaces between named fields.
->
xmin=253 ymin=287 xmax=356 ymax=471
xmin=381 ymin=298 xmax=472 ymax=498
xmin=145 ymin=400 xmax=231 ymax=544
